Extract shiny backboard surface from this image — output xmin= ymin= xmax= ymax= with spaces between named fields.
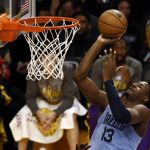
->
xmin=0 ymin=0 xmax=35 ymax=47
xmin=0 ymin=0 xmax=35 ymax=19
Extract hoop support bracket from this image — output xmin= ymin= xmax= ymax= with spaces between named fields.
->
xmin=0 ymin=14 xmax=19 ymax=42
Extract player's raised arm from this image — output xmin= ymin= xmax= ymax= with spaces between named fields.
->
xmin=102 ymin=53 xmax=131 ymax=123
xmin=102 ymin=52 xmax=150 ymax=124
xmin=74 ymin=35 xmax=118 ymax=110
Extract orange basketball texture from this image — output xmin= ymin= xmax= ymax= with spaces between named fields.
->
xmin=98 ymin=9 xmax=128 ymax=38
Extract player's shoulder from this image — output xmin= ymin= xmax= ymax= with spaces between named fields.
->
xmin=133 ymin=104 xmax=149 ymax=108
xmin=132 ymin=104 xmax=150 ymax=114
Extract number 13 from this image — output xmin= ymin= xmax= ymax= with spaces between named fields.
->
xmin=101 ymin=127 xmax=114 ymax=142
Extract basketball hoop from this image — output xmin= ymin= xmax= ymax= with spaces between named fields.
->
xmin=0 ymin=15 xmax=80 ymax=80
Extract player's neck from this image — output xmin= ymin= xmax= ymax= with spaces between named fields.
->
xmin=125 ymin=100 xmax=138 ymax=108
xmin=122 ymin=96 xmax=140 ymax=108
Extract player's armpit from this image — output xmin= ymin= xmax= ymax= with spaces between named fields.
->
xmin=127 ymin=105 xmax=150 ymax=124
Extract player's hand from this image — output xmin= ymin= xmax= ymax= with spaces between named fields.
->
xmin=36 ymin=110 xmax=50 ymax=129
xmin=97 ymin=34 xmax=120 ymax=45
xmin=46 ymin=111 xmax=57 ymax=126
xmin=102 ymin=49 xmax=116 ymax=81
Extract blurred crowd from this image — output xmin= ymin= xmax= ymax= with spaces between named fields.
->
xmin=0 ymin=0 xmax=150 ymax=150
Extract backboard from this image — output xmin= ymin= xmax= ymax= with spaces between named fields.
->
xmin=0 ymin=0 xmax=35 ymax=47
xmin=0 ymin=0 xmax=35 ymax=19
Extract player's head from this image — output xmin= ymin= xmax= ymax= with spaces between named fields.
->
xmin=124 ymin=81 xmax=150 ymax=106
xmin=112 ymin=39 xmax=128 ymax=64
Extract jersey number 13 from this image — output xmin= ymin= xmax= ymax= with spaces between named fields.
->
xmin=101 ymin=127 xmax=114 ymax=142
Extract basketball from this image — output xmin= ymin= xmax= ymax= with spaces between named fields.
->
xmin=98 ymin=9 xmax=128 ymax=38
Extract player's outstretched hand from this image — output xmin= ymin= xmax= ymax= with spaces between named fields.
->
xmin=97 ymin=34 xmax=120 ymax=45
xmin=102 ymin=49 xmax=116 ymax=81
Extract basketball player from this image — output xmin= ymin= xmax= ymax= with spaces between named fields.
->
xmin=89 ymin=38 xmax=143 ymax=136
xmin=74 ymin=34 xmax=150 ymax=150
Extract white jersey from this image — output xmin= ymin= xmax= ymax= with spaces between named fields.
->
xmin=89 ymin=105 xmax=142 ymax=150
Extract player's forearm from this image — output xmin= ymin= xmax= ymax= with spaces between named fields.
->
xmin=26 ymin=97 xmax=39 ymax=114
xmin=74 ymin=39 xmax=104 ymax=81
xmin=104 ymin=80 xmax=131 ymax=123
xmin=25 ymin=80 xmax=39 ymax=114
xmin=54 ymin=94 xmax=74 ymax=115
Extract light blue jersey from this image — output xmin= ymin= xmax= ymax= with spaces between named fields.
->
xmin=89 ymin=105 xmax=142 ymax=150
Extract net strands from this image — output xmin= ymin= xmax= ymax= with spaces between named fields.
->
xmin=22 ymin=18 xmax=80 ymax=80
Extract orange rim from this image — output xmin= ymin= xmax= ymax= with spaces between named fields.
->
xmin=18 ymin=16 xmax=80 ymax=32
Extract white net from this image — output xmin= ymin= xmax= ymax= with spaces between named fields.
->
xmin=21 ymin=18 xmax=80 ymax=81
